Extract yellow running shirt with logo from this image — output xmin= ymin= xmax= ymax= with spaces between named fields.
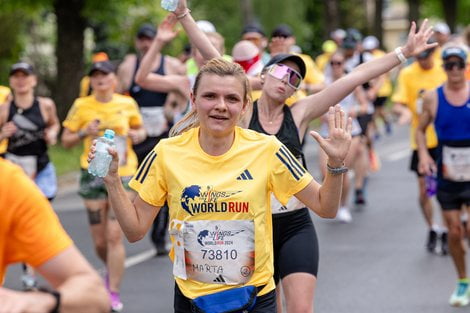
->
xmin=392 ymin=62 xmax=446 ymax=149
xmin=62 ymin=94 xmax=142 ymax=176
xmin=129 ymin=126 xmax=312 ymax=299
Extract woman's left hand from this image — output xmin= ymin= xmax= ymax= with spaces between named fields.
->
xmin=310 ymin=105 xmax=352 ymax=167
xmin=401 ymin=19 xmax=438 ymax=58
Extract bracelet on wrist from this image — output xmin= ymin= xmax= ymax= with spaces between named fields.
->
xmin=326 ymin=163 xmax=348 ymax=175
xmin=38 ymin=287 xmax=61 ymax=313
xmin=394 ymin=47 xmax=407 ymax=64
xmin=77 ymin=130 xmax=87 ymax=140
xmin=176 ymin=9 xmax=191 ymax=19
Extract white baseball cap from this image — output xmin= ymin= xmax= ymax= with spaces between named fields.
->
xmin=434 ymin=22 xmax=450 ymax=35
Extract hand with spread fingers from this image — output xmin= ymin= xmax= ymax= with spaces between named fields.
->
xmin=401 ymin=19 xmax=439 ymax=58
xmin=156 ymin=14 xmax=180 ymax=45
xmin=310 ymin=105 xmax=352 ymax=167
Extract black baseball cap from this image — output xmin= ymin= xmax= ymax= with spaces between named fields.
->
xmin=9 ymin=62 xmax=35 ymax=76
xmin=88 ymin=61 xmax=116 ymax=76
xmin=271 ymin=24 xmax=293 ymax=38
xmin=136 ymin=23 xmax=156 ymax=39
xmin=341 ymin=36 xmax=358 ymax=50
xmin=264 ymin=53 xmax=306 ymax=79
xmin=242 ymin=23 xmax=265 ymax=36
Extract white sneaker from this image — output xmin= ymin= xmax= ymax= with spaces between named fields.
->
xmin=336 ymin=207 xmax=352 ymax=223
xmin=449 ymin=281 xmax=470 ymax=307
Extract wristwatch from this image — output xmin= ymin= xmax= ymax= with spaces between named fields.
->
xmin=327 ymin=163 xmax=348 ymax=175
xmin=77 ymin=129 xmax=87 ymax=140
xmin=38 ymin=287 xmax=61 ymax=313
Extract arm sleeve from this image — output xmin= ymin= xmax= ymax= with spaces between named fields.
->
xmin=268 ymin=139 xmax=313 ymax=205
xmin=128 ymin=144 xmax=167 ymax=207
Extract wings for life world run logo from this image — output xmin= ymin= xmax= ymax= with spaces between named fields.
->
xmin=180 ymin=185 xmax=249 ymax=216
xmin=197 ymin=226 xmax=244 ymax=247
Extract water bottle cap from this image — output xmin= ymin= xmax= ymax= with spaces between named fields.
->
xmin=103 ymin=129 xmax=115 ymax=139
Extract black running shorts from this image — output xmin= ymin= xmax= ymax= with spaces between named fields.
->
xmin=273 ymin=207 xmax=319 ymax=283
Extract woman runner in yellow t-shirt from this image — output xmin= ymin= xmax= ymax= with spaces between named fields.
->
xmin=88 ymin=3 xmax=352 ymax=312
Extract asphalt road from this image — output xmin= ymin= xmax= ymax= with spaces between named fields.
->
xmin=4 ymin=124 xmax=465 ymax=313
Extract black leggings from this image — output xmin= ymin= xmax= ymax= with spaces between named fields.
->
xmin=273 ymin=208 xmax=319 ymax=284
xmin=174 ymin=283 xmax=276 ymax=313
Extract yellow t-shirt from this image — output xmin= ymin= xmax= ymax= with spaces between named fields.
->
xmin=371 ymin=49 xmax=393 ymax=97
xmin=79 ymin=76 xmax=91 ymax=97
xmin=392 ymin=62 xmax=447 ymax=149
xmin=0 ymin=159 xmax=73 ymax=282
xmin=316 ymin=52 xmax=333 ymax=72
xmin=0 ymin=86 xmax=11 ymax=154
xmin=129 ymin=126 xmax=312 ymax=299
xmin=62 ymin=94 xmax=143 ymax=176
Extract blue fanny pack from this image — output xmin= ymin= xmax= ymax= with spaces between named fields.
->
xmin=191 ymin=285 xmax=259 ymax=313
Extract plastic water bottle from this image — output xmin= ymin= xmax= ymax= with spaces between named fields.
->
xmin=425 ymin=174 xmax=437 ymax=197
xmin=88 ymin=129 xmax=115 ymax=178
xmin=161 ymin=0 xmax=179 ymax=11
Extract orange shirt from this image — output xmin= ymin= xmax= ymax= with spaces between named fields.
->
xmin=0 ymin=158 xmax=73 ymax=282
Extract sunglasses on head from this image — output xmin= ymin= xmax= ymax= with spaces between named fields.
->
xmin=443 ymin=60 xmax=466 ymax=71
xmin=330 ymin=61 xmax=343 ymax=66
xmin=267 ymin=64 xmax=302 ymax=89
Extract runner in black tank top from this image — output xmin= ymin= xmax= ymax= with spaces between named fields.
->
xmin=130 ymin=55 xmax=170 ymax=163
xmin=7 ymin=98 xmax=49 ymax=172
xmin=249 ymin=100 xmax=319 ymax=286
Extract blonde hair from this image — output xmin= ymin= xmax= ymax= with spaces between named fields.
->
xmin=170 ymin=58 xmax=251 ymax=137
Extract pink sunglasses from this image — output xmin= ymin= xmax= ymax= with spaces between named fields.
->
xmin=267 ymin=64 xmax=302 ymax=89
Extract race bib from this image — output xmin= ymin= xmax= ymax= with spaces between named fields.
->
xmin=141 ymin=107 xmax=167 ymax=137
xmin=114 ymin=136 xmax=128 ymax=166
xmin=5 ymin=153 xmax=37 ymax=178
xmin=170 ymin=219 xmax=255 ymax=285
xmin=442 ymin=145 xmax=470 ymax=182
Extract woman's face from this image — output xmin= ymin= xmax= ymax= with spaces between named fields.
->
xmin=9 ymin=71 xmax=37 ymax=95
xmin=192 ymin=73 xmax=248 ymax=137
xmin=330 ymin=54 xmax=345 ymax=77
xmin=262 ymin=60 xmax=301 ymax=102
xmin=90 ymin=71 xmax=116 ymax=92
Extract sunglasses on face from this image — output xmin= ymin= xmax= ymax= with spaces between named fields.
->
xmin=330 ymin=61 xmax=343 ymax=66
xmin=443 ymin=60 xmax=466 ymax=71
xmin=267 ymin=64 xmax=302 ymax=89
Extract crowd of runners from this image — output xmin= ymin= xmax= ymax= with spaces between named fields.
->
xmin=1 ymin=0 xmax=470 ymax=312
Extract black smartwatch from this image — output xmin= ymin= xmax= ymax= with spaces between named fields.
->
xmin=38 ymin=287 xmax=61 ymax=313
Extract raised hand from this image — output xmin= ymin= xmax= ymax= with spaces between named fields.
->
xmin=157 ymin=14 xmax=180 ymax=45
xmin=401 ymin=19 xmax=438 ymax=58
xmin=310 ymin=105 xmax=352 ymax=167
xmin=173 ymin=0 xmax=188 ymax=17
